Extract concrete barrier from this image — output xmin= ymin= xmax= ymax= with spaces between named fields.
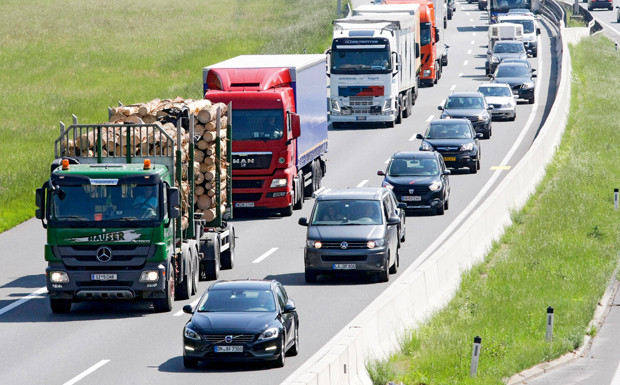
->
xmin=281 ymin=2 xmax=578 ymax=384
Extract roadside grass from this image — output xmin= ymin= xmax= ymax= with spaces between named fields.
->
xmin=369 ymin=34 xmax=620 ymax=385
xmin=0 ymin=0 xmax=337 ymax=232
xmin=559 ymin=2 xmax=588 ymax=28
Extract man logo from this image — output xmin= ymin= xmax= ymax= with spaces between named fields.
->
xmin=96 ymin=246 xmax=112 ymax=262
xmin=340 ymin=241 xmax=348 ymax=250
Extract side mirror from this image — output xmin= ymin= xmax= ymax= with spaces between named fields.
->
xmin=35 ymin=187 xmax=45 ymax=220
xmin=532 ymin=74 xmax=537 ymax=78
xmin=168 ymin=187 xmax=180 ymax=219
xmin=435 ymin=27 xmax=440 ymax=42
xmin=487 ymin=74 xmax=493 ymax=78
xmin=397 ymin=202 xmax=407 ymax=209
xmin=531 ymin=68 xmax=536 ymax=72
xmin=387 ymin=216 xmax=401 ymax=225
xmin=476 ymin=133 xmax=484 ymax=138
xmin=487 ymin=105 xmax=494 ymax=110
xmin=437 ymin=105 xmax=444 ymax=111
xmin=416 ymin=133 xmax=424 ymax=140
xmin=536 ymin=28 xmax=541 ymax=35
xmin=283 ymin=299 xmax=296 ymax=313
xmin=298 ymin=217 xmax=309 ymax=226
xmin=183 ymin=304 xmax=194 ymax=314
xmin=443 ymin=169 xmax=451 ymax=175
xmin=377 ymin=170 xmax=385 ymax=176
xmin=289 ymin=112 xmax=301 ymax=140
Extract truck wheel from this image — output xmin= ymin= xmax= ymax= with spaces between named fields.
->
xmin=280 ymin=205 xmax=294 ymax=217
xmin=190 ymin=246 xmax=199 ymax=296
xmin=304 ymin=161 xmax=321 ymax=197
xmin=220 ymin=227 xmax=235 ymax=270
xmin=153 ymin=262 xmax=174 ymax=312
xmin=49 ymin=298 xmax=71 ymax=313
xmin=395 ymin=96 xmax=403 ymax=124
xmin=293 ymin=172 xmax=304 ymax=210
xmin=444 ymin=17 xmax=447 ymax=29
xmin=176 ymin=247 xmax=192 ymax=300
xmin=201 ymin=235 xmax=220 ymax=280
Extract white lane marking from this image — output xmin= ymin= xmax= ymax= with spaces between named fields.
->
xmin=426 ymin=115 xmax=434 ymax=122
xmin=252 ymin=247 xmax=278 ymax=264
xmin=314 ymin=186 xmax=327 ymax=196
xmin=596 ymin=19 xmax=620 ymax=36
xmin=470 ymin=18 xmax=474 ymax=22
xmin=610 ymin=361 xmax=620 ymax=385
xmin=467 ymin=49 xmax=472 ymax=55
xmin=408 ymin=133 xmax=418 ymax=141
xmin=464 ymin=60 xmax=469 ymax=66
xmin=450 ymin=85 xmax=456 ymax=91
xmin=384 ymin=156 xmax=391 ymax=163
xmin=471 ymin=40 xmax=475 ymax=44
xmin=459 ymin=72 xmax=463 ymax=77
xmin=174 ymin=297 xmax=201 ymax=317
xmin=0 ymin=287 xmax=47 ymax=317
xmin=473 ymin=32 xmax=477 ymax=36
xmin=466 ymin=12 xmax=471 ymax=15
xmin=357 ymin=180 xmax=368 ymax=188
xmin=63 ymin=360 xmax=110 ymax=385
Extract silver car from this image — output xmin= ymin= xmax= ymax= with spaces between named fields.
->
xmin=477 ymin=83 xmax=517 ymax=121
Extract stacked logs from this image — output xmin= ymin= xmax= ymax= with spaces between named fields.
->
xmin=61 ymin=97 xmax=229 ymax=227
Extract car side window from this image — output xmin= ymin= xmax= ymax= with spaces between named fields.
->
xmin=382 ymin=196 xmax=391 ymax=219
xmin=275 ymin=284 xmax=287 ymax=309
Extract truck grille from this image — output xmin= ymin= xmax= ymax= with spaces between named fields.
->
xmin=349 ymin=97 xmax=374 ymax=107
xmin=232 ymin=180 xmax=264 ymax=189
xmin=232 ymin=153 xmax=272 ymax=170
xmin=55 ymin=245 xmax=152 ymax=268
xmin=233 ymin=193 xmax=262 ymax=202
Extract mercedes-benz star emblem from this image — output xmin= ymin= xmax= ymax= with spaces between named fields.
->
xmin=340 ymin=241 xmax=348 ymax=250
xmin=225 ymin=335 xmax=233 ymax=343
xmin=96 ymin=246 xmax=112 ymax=262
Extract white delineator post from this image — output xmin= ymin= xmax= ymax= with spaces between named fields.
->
xmin=470 ymin=336 xmax=482 ymax=377
xmin=546 ymin=307 xmax=554 ymax=342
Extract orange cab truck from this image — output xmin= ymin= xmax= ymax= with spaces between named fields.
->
xmin=378 ymin=0 xmax=448 ymax=86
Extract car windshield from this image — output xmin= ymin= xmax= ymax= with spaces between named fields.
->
xmin=311 ymin=200 xmax=383 ymax=225
xmin=197 ymin=289 xmax=276 ymax=312
xmin=478 ymin=86 xmax=512 ymax=97
xmin=231 ymin=109 xmax=283 ymax=141
xmin=445 ymin=96 xmax=484 ymax=109
xmin=388 ymin=158 xmax=439 ymax=176
xmin=496 ymin=65 xmax=530 ymax=78
xmin=427 ymin=123 xmax=473 ymax=139
xmin=494 ymin=43 xmax=524 ymax=54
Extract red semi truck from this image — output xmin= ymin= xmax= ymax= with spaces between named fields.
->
xmin=203 ymin=55 xmax=328 ymax=216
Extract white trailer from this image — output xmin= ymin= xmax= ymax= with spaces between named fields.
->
xmin=329 ymin=11 xmax=421 ymax=128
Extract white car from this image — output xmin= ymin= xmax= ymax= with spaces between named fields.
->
xmin=477 ymin=83 xmax=517 ymax=121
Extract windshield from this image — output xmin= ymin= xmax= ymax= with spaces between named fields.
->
xmin=331 ymin=39 xmax=391 ymax=74
xmin=427 ymin=122 xmax=473 ymax=139
xmin=311 ymin=200 xmax=383 ymax=225
xmin=197 ymin=289 xmax=275 ymax=312
xmin=496 ymin=65 xmax=530 ymax=77
xmin=478 ymin=86 xmax=512 ymax=97
xmin=389 ymin=158 xmax=439 ymax=176
xmin=50 ymin=183 xmax=160 ymax=223
xmin=500 ymin=19 xmax=535 ymax=33
xmin=490 ymin=0 xmax=532 ymax=12
xmin=445 ymin=96 xmax=484 ymax=109
xmin=420 ymin=23 xmax=432 ymax=46
xmin=231 ymin=109 xmax=283 ymax=141
xmin=494 ymin=43 xmax=525 ymax=53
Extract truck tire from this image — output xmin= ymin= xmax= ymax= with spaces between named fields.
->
xmin=293 ymin=172 xmax=304 ymax=210
xmin=190 ymin=246 xmax=199 ymax=296
xmin=201 ymin=235 xmax=220 ymax=280
xmin=220 ymin=227 xmax=235 ymax=270
xmin=49 ymin=298 xmax=72 ymax=313
xmin=153 ymin=262 xmax=174 ymax=312
xmin=395 ymin=96 xmax=403 ymax=125
xmin=280 ymin=205 xmax=294 ymax=217
xmin=304 ymin=160 xmax=321 ymax=197
xmin=176 ymin=246 xmax=192 ymax=300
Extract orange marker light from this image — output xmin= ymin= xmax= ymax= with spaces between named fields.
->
xmin=62 ymin=159 xmax=70 ymax=170
xmin=144 ymin=159 xmax=151 ymax=170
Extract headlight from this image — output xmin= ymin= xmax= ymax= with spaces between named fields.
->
xmin=420 ymin=141 xmax=434 ymax=151
xmin=330 ymin=99 xmax=340 ymax=112
xmin=382 ymin=181 xmax=394 ymax=189
xmin=442 ymin=113 xmax=451 ymax=119
xmin=491 ymin=56 xmax=499 ymax=63
xmin=367 ymin=239 xmax=385 ymax=248
xmin=501 ymin=101 xmax=515 ymax=108
xmin=423 ymin=69 xmax=431 ymax=77
xmin=49 ymin=271 xmax=69 ymax=283
xmin=270 ymin=178 xmax=288 ymax=188
xmin=383 ymin=98 xmax=393 ymax=111
xmin=460 ymin=142 xmax=474 ymax=151
xmin=258 ymin=327 xmax=279 ymax=342
xmin=429 ymin=181 xmax=443 ymax=191
xmin=139 ymin=270 xmax=159 ymax=282
xmin=522 ymin=82 xmax=535 ymax=89
xmin=307 ymin=240 xmax=322 ymax=248
xmin=184 ymin=326 xmax=201 ymax=341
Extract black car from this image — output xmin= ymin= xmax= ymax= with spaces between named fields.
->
xmin=438 ymin=91 xmax=493 ymax=139
xmin=298 ymin=187 xmax=406 ymax=283
xmin=489 ymin=62 xmax=537 ymax=104
xmin=417 ymin=119 xmax=482 ymax=174
xmin=378 ymin=151 xmax=450 ymax=215
xmin=182 ymin=279 xmax=299 ymax=368
xmin=485 ymin=40 xmax=528 ymax=75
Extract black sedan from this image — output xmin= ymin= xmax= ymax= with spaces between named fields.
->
xmin=417 ymin=119 xmax=482 ymax=174
xmin=182 ymin=279 xmax=299 ymax=368
xmin=378 ymin=151 xmax=450 ymax=215
xmin=438 ymin=92 xmax=493 ymax=139
xmin=489 ymin=62 xmax=537 ymax=104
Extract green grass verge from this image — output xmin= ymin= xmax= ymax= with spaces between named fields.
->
xmin=560 ymin=2 xmax=588 ymax=28
xmin=0 ymin=0 xmax=337 ymax=233
xmin=369 ymin=34 xmax=620 ymax=385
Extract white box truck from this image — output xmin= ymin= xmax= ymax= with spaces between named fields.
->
xmin=329 ymin=10 xmax=421 ymax=128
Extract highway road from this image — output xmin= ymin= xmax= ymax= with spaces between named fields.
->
xmin=0 ymin=1 xmax=560 ymax=384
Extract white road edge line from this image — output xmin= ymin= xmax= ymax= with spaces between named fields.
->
xmin=408 ymin=133 xmax=417 ymax=141
xmin=0 ymin=287 xmax=47 ymax=317
xmin=450 ymin=85 xmax=456 ymax=91
xmin=426 ymin=114 xmax=434 ymax=122
xmin=174 ymin=297 xmax=201 ymax=317
xmin=610 ymin=360 xmax=620 ymax=385
xmin=464 ymin=60 xmax=469 ymax=66
xmin=252 ymin=247 xmax=278 ymax=264
xmin=467 ymin=49 xmax=472 ymax=55
xmin=356 ymin=180 xmax=368 ymax=188
xmin=63 ymin=360 xmax=110 ymax=385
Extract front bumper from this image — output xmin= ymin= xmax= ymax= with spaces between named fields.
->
xmin=393 ymin=189 xmax=444 ymax=211
xmin=514 ymin=87 xmax=535 ymax=100
xmin=490 ymin=106 xmax=516 ymax=119
xmin=437 ymin=152 xmax=478 ymax=170
xmin=183 ymin=336 xmax=283 ymax=363
xmin=304 ymin=246 xmax=388 ymax=273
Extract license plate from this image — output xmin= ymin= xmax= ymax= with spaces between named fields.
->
xmin=443 ymin=156 xmax=456 ymax=162
xmin=333 ymin=264 xmax=356 ymax=270
xmin=356 ymin=116 xmax=367 ymax=121
xmin=91 ymin=274 xmax=117 ymax=281
xmin=215 ymin=345 xmax=243 ymax=353
xmin=235 ymin=202 xmax=254 ymax=208
xmin=402 ymin=196 xmax=421 ymax=202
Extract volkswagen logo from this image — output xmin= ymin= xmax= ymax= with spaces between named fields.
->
xmin=409 ymin=189 xmax=415 ymax=194
xmin=340 ymin=241 xmax=348 ymax=250
xmin=96 ymin=246 xmax=112 ymax=262
xmin=225 ymin=335 xmax=233 ymax=343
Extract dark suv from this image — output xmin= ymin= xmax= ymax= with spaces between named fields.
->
xmin=417 ymin=119 xmax=482 ymax=173
xmin=378 ymin=151 xmax=450 ymax=215
xmin=298 ymin=187 xmax=406 ymax=283
xmin=438 ymin=92 xmax=493 ymax=139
